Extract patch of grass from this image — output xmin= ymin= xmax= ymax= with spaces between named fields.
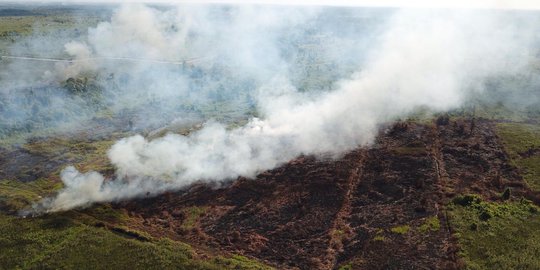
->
xmin=0 ymin=137 xmax=118 ymax=211
xmin=496 ymin=123 xmax=540 ymax=191
xmin=373 ymin=235 xmax=387 ymax=242
xmin=213 ymin=255 xmax=274 ymax=270
xmin=449 ymin=196 xmax=540 ymax=270
xmin=25 ymin=137 xmax=115 ymax=172
xmin=72 ymin=140 xmax=116 ymax=172
xmin=496 ymin=123 xmax=540 ymax=157
xmin=0 ymin=15 xmax=48 ymax=36
xmin=418 ymin=216 xmax=441 ymax=233
xmin=338 ymin=262 xmax=353 ymax=270
xmin=181 ymin=206 xmax=208 ymax=230
xmin=373 ymin=228 xmax=387 ymax=241
xmin=81 ymin=204 xmax=129 ymax=224
xmin=390 ymin=225 xmax=410 ymax=235
xmin=0 ymin=213 xmax=189 ymax=269
xmin=0 ymin=178 xmax=62 ymax=211
xmin=474 ymin=104 xmax=528 ymax=122
xmin=109 ymin=225 xmax=153 ymax=242
xmin=515 ymin=156 xmax=540 ymax=191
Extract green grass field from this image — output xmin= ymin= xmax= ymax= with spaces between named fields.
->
xmin=496 ymin=123 xmax=540 ymax=190
xmin=449 ymin=195 xmax=540 ymax=270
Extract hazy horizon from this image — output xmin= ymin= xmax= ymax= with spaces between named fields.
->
xmin=1 ymin=0 xmax=540 ymax=11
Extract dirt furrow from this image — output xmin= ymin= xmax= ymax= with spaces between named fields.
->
xmin=326 ymin=151 xmax=366 ymax=269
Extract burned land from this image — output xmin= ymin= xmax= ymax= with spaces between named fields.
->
xmin=2 ymin=3 xmax=540 ymax=270
xmin=2 ymin=115 xmax=540 ymax=269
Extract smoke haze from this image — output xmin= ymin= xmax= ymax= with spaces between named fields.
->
xmin=8 ymin=3 xmax=538 ymax=212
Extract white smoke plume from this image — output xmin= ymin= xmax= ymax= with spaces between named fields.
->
xmin=1 ymin=4 xmax=324 ymax=141
xmin=26 ymin=4 xmax=540 ymax=212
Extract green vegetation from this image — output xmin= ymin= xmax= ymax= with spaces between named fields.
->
xmin=0 ymin=8 xmax=105 ymax=52
xmin=0 ymin=213 xmax=273 ymax=269
xmin=496 ymin=123 xmax=540 ymax=190
xmin=0 ymin=15 xmax=79 ymax=35
xmin=390 ymin=225 xmax=411 ymax=235
xmin=371 ymin=217 xmax=439 ymax=243
xmin=338 ymin=262 xmax=353 ymax=270
xmin=0 ymin=137 xmax=119 ymax=214
xmin=515 ymin=156 xmax=540 ymax=190
xmin=496 ymin=123 xmax=540 ymax=155
xmin=25 ymin=137 xmax=115 ymax=170
xmin=418 ymin=216 xmax=441 ymax=233
xmin=473 ymin=104 xmax=529 ymax=122
xmin=0 ymin=213 xmax=189 ymax=269
xmin=181 ymin=206 xmax=208 ymax=230
xmin=372 ymin=228 xmax=387 ymax=242
xmin=82 ymin=204 xmax=129 ymax=224
xmin=373 ymin=235 xmax=387 ymax=242
xmin=0 ymin=178 xmax=62 ymax=212
xmin=449 ymin=195 xmax=540 ymax=270
xmin=213 ymin=255 xmax=274 ymax=270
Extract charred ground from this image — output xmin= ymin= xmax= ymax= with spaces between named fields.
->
xmin=111 ymin=117 xmax=540 ymax=269
xmin=2 ymin=110 xmax=540 ymax=269
xmin=2 ymin=4 xmax=540 ymax=270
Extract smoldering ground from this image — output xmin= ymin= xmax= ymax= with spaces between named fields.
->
xmin=5 ymin=3 xmax=539 ymax=213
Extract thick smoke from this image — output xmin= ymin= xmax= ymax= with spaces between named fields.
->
xmin=22 ymin=4 xmax=540 ymax=212
xmin=0 ymin=4 xmax=322 ymax=140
